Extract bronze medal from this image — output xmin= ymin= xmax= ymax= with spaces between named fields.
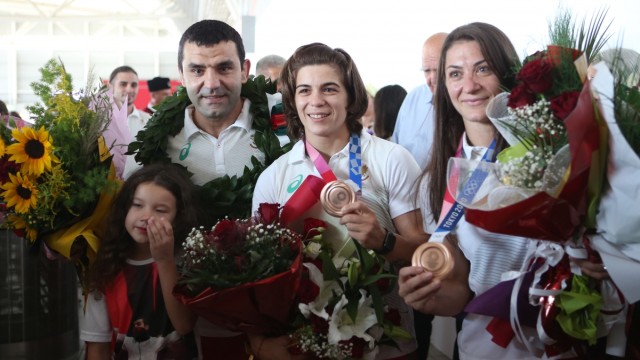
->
xmin=411 ymin=242 xmax=454 ymax=279
xmin=320 ymin=180 xmax=356 ymax=217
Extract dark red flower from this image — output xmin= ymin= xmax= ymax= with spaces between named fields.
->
xmin=385 ymin=307 xmax=402 ymax=326
xmin=310 ymin=314 xmax=329 ymax=333
xmin=342 ymin=336 xmax=367 ymax=358
xmin=288 ymin=343 xmax=304 ymax=356
xmin=303 ymin=218 xmax=326 ymax=240
xmin=234 ymin=255 xmax=247 ymax=272
xmin=516 ymin=57 xmax=554 ymax=93
xmin=258 ymin=203 xmax=280 ymax=225
xmin=0 ymin=155 xmax=20 ymax=183
xmin=550 ymin=91 xmax=580 ymax=120
xmin=207 ymin=219 xmax=242 ymax=254
xmin=546 ymin=45 xmax=582 ymax=66
xmin=299 ymin=272 xmax=320 ymax=303
xmin=507 ymin=83 xmax=537 ymax=109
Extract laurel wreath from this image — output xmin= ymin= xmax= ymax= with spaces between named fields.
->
xmin=126 ymin=75 xmax=292 ymax=223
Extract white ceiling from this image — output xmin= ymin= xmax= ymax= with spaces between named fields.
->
xmin=0 ymin=0 xmax=238 ymax=39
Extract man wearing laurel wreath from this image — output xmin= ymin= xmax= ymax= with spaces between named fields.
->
xmin=123 ymin=20 xmax=289 ymax=360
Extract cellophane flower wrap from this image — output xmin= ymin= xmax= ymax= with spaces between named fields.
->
xmin=0 ymin=58 xmax=118 ymax=277
xmin=288 ymin=218 xmax=411 ymax=360
xmin=173 ymin=203 xmax=303 ymax=335
xmin=589 ymin=59 xmax=640 ymax=304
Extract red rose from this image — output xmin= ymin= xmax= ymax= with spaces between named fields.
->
xmin=550 ymin=91 xmax=580 ymax=120
xmin=299 ymin=272 xmax=320 ymax=303
xmin=546 ymin=45 xmax=582 ymax=66
xmin=207 ymin=219 xmax=242 ymax=254
xmin=288 ymin=343 xmax=304 ymax=356
xmin=310 ymin=313 xmax=329 ymax=333
xmin=342 ymin=336 xmax=366 ymax=358
xmin=303 ymin=218 xmax=326 ymax=240
xmin=507 ymin=83 xmax=537 ymax=109
xmin=516 ymin=57 xmax=554 ymax=93
xmin=258 ymin=203 xmax=280 ymax=225
xmin=385 ymin=307 xmax=402 ymax=326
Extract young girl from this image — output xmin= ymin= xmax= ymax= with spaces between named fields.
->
xmin=81 ymin=163 xmax=200 ymax=359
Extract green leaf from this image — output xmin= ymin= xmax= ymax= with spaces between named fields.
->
xmin=347 ymin=260 xmax=360 ymax=288
xmin=320 ymin=250 xmax=340 ymax=282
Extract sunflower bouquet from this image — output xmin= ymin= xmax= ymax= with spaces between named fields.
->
xmin=0 ymin=58 xmax=118 ymax=273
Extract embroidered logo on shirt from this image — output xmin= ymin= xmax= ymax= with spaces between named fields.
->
xmin=287 ymin=174 xmax=303 ymax=193
xmin=362 ymin=164 xmax=370 ymax=181
xmin=179 ymin=143 xmax=191 ymax=160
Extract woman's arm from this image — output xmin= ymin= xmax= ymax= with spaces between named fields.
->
xmin=339 ymin=204 xmax=428 ymax=265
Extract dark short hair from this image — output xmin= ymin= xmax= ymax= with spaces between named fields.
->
xmin=280 ymin=43 xmax=367 ymax=140
xmin=109 ymin=65 xmax=138 ymax=84
xmin=373 ymin=84 xmax=407 ymax=139
xmin=178 ymin=20 xmax=245 ymax=72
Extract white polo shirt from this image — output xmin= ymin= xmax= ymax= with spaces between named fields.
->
xmin=123 ymin=99 xmax=265 ymax=184
xmin=252 ymin=130 xmax=421 ymax=358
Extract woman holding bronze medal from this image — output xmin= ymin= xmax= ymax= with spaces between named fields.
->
xmin=396 ymin=23 xmax=553 ymax=359
xmin=251 ymin=42 xmax=428 ymax=359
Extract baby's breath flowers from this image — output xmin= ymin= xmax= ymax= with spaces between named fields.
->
xmin=498 ymin=98 xmax=568 ymax=190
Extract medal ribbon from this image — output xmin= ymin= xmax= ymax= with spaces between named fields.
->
xmin=304 ymin=134 xmax=362 ymax=189
xmin=430 ymin=137 xmax=496 ymax=243
xmin=281 ymin=134 xmax=362 ymax=225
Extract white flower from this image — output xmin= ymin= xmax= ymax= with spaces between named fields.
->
xmin=303 ymin=241 xmax=322 ymax=259
xmin=327 ymin=289 xmax=378 ymax=348
xmin=298 ymin=263 xmax=341 ymax=320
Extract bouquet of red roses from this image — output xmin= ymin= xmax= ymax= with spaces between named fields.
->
xmin=288 ymin=218 xmax=411 ymax=359
xmin=173 ymin=203 xmax=303 ymax=335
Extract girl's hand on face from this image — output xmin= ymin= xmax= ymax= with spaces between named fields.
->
xmin=339 ymin=201 xmax=386 ymax=250
xmin=147 ymin=216 xmax=175 ymax=262
xmin=398 ymin=266 xmax=442 ymax=313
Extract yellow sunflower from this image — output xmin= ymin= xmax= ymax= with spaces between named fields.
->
xmin=1 ymin=172 xmax=39 ymax=213
xmin=0 ymin=137 xmax=5 ymax=157
xmin=6 ymin=214 xmax=38 ymax=241
xmin=7 ymin=126 xmax=57 ymax=176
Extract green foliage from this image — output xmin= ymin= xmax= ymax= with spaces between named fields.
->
xmin=548 ymin=7 xmax=612 ymax=63
xmin=614 ymin=83 xmax=640 ymax=155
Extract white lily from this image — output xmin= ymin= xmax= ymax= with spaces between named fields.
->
xmin=327 ymin=289 xmax=378 ymax=348
xmin=298 ymin=262 xmax=343 ymax=320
